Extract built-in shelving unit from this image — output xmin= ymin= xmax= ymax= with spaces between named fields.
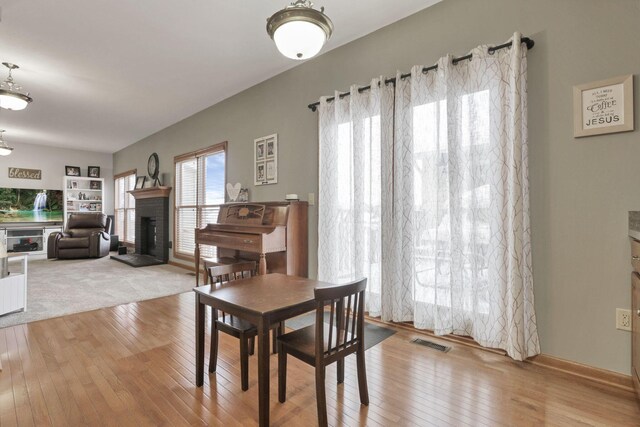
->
xmin=63 ymin=176 xmax=104 ymax=226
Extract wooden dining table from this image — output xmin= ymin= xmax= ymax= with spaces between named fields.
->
xmin=193 ymin=273 xmax=334 ymax=427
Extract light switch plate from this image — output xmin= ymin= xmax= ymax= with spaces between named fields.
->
xmin=308 ymin=193 xmax=315 ymax=206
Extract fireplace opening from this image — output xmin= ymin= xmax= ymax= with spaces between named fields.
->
xmin=140 ymin=217 xmax=157 ymax=258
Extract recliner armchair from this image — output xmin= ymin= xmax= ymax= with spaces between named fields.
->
xmin=48 ymin=213 xmax=112 ymax=259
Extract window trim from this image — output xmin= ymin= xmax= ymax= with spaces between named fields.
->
xmin=114 ymin=169 xmax=137 ymax=245
xmin=114 ymin=169 xmax=137 ymax=180
xmin=173 ymin=141 xmax=227 ymax=262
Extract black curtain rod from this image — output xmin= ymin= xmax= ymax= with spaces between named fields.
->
xmin=307 ymin=36 xmax=534 ymax=112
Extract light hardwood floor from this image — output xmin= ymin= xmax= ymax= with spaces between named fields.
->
xmin=1 ymin=292 xmax=639 ymax=426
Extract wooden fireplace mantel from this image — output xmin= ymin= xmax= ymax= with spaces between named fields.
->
xmin=128 ymin=186 xmax=172 ymax=200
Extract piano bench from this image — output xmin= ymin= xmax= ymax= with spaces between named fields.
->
xmin=202 ymin=257 xmax=255 ymax=284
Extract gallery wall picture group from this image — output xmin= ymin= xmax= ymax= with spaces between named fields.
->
xmin=254 ymin=133 xmax=278 ymax=185
xmin=573 ymin=74 xmax=634 ymax=138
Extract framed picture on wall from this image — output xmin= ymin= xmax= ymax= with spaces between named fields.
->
xmin=65 ymin=165 xmax=81 ymax=176
xmin=256 ymin=141 xmax=265 ymax=160
xmin=254 ymin=134 xmax=277 ymax=185
xmin=88 ymin=166 xmax=100 ymax=178
xmin=573 ymin=74 xmax=634 ymax=138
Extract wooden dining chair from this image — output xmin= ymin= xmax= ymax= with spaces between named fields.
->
xmin=207 ymin=261 xmax=283 ymax=391
xmin=277 ymin=278 xmax=369 ymax=427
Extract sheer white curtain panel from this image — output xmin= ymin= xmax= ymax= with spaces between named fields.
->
xmin=318 ymin=78 xmax=393 ymax=317
xmin=318 ymin=33 xmax=539 ymax=360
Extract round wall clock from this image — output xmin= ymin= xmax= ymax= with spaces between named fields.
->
xmin=147 ymin=152 xmax=159 ymax=179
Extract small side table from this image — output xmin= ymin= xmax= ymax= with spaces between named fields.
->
xmin=0 ymin=252 xmax=28 ymax=316
xmin=0 ymin=252 xmax=28 ymax=372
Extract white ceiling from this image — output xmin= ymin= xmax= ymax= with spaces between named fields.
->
xmin=0 ymin=0 xmax=440 ymax=153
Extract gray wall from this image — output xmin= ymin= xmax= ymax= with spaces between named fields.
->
xmin=0 ymin=142 xmax=114 ymax=214
xmin=113 ymin=0 xmax=640 ymax=374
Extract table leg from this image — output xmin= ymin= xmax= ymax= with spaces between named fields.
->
xmin=196 ymin=294 xmax=205 ymax=387
xmin=195 ymin=244 xmax=201 ymax=286
xmin=258 ymin=253 xmax=267 ymax=275
xmin=257 ymin=319 xmax=270 ymax=427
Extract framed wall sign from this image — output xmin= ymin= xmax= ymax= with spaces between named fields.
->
xmin=8 ymin=167 xmax=41 ymax=180
xmin=573 ymin=74 xmax=634 ymax=138
xmin=254 ymin=134 xmax=277 ymax=185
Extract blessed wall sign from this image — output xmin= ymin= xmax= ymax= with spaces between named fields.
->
xmin=8 ymin=167 xmax=42 ymax=180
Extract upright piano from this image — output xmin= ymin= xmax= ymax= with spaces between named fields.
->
xmin=194 ymin=201 xmax=308 ymax=285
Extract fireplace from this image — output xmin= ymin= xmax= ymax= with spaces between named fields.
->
xmin=131 ymin=187 xmax=171 ymax=263
xmin=111 ymin=186 xmax=172 ymax=267
xmin=140 ymin=217 xmax=157 ymax=258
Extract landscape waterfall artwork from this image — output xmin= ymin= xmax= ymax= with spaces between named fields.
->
xmin=0 ymin=188 xmax=64 ymax=223
xmin=34 ymin=191 xmax=47 ymax=210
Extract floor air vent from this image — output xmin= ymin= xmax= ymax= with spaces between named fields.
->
xmin=187 ymin=272 xmax=196 ymax=276
xmin=411 ymin=338 xmax=451 ymax=353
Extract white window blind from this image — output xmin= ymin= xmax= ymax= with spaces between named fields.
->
xmin=114 ymin=171 xmax=136 ymax=244
xmin=174 ymin=144 xmax=226 ymax=259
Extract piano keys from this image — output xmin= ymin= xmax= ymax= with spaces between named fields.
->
xmin=194 ymin=201 xmax=308 ymax=285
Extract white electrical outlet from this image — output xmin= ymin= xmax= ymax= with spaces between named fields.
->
xmin=616 ymin=308 xmax=632 ymax=331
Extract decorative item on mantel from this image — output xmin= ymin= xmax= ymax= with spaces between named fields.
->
xmin=134 ymin=176 xmax=146 ymax=189
xmin=148 ymin=152 xmax=161 ymax=187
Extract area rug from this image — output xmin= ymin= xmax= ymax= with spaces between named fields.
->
xmin=0 ymin=255 xmax=194 ymax=329
xmin=286 ymin=312 xmax=396 ymax=350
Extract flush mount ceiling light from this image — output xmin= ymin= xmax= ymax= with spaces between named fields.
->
xmin=0 ymin=130 xmax=14 ymax=156
xmin=0 ymin=63 xmax=33 ymax=111
xmin=266 ymin=0 xmax=333 ymax=61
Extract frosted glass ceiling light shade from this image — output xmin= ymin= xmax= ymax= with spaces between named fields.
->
xmin=0 ymin=130 xmax=14 ymax=156
xmin=267 ymin=0 xmax=333 ymax=61
xmin=0 ymin=63 xmax=33 ymax=111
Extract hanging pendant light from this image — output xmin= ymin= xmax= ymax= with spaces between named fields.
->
xmin=0 ymin=63 xmax=33 ymax=111
xmin=266 ymin=0 xmax=333 ymax=61
xmin=0 ymin=130 xmax=14 ymax=156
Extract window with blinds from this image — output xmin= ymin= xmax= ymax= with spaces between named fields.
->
xmin=174 ymin=142 xmax=226 ymax=259
xmin=114 ymin=170 xmax=136 ymax=244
